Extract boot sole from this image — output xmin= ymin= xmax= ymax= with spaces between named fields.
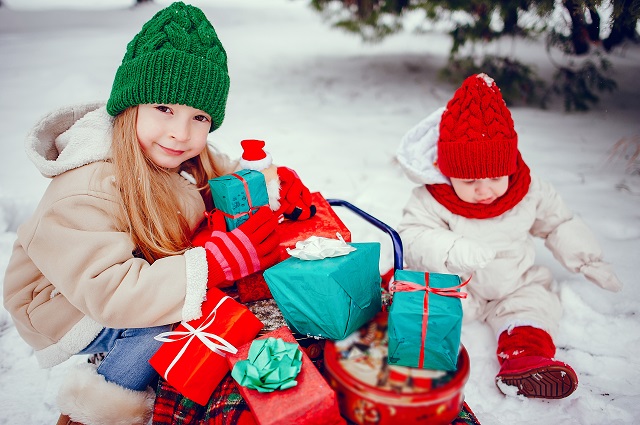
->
xmin=496 ymin=364 xmax=578 ymax=399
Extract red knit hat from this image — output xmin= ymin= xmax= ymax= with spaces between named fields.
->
xmin=437 ymin=73 xmax=518 ymax=179
xmin=239 ymin=139 xmax=272 ymax=170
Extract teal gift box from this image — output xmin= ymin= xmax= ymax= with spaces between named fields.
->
xmin=263 ymin=242 xmax=382 ymax=340
xmin=387 ymin=269 xmax=465 ymax=371
xmin=209 ymin=169 xmax=269 ymax=230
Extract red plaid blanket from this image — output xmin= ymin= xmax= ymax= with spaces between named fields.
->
xmin=153 ymin=374 xmax=255 ymax=425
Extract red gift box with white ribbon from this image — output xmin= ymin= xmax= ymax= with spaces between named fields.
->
xmin=149 ymin=287 xmax=264 ymax=405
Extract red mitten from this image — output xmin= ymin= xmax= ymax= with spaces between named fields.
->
xmin=193 ymin=206 xmax=280 ymax=288
xmin=276 ymin=166 xmax=316 ymax=220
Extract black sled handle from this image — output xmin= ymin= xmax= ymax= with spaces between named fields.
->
xmin=326 ymin=199 xmax=403 ymax=271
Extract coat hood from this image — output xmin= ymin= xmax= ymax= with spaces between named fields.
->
xmin=396 ymin=107 xmax=450 ymax=185
xmin=25 ymin=102 xmax=113 ymax=178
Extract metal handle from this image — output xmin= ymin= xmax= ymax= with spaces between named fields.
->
xmin=326 ymin=199 xmax=403 ymax=271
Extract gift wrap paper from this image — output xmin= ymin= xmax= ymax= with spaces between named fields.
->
xmin=208 ymin=169 xmax=269 ymax=231
xmin=264 ymin=242 xmax=382 ymax=340
xmin=149 ymin=287 xmax=264 ymax=405
xmin=231 ymin=336 xmax=303 ymax=393
xmin=236 ymin=192 xmax=351 ymax=303
xmin=387 ymin=269 xmax=463 ymax=371
xmin=226 ymin=326 xmax=345 ymax=425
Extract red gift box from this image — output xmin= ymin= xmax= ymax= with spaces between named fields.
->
xmin=236 ymin=192 xmax=351 ymax=303
xmin=149 ymin=287 xmax=264 ymax=405
xmin=227 ymin=326 xmax=345 ymax=425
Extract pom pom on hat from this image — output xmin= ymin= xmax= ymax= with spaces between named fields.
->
xmin=239 ymin=139 xmax=272 ymax=170
xmin=106 ymin=2 xmax=229 ymax=132
xmin=437 ymin=73 xmax=518 ymax=179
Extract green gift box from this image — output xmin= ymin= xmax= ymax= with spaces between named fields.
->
xmin=209 ymin=169 xmax=269 ymax=230
xmin=387 ymin=269 xmax=466 ymax=371
xmin=263 ymin=242 xmax=382 ymax=340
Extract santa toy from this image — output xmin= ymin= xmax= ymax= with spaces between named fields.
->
xmin=240 ymin=139 xmax=316 ymax=221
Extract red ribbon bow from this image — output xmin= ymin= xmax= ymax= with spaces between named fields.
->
xmin=390 ymin=273 xmax=470 ymax=368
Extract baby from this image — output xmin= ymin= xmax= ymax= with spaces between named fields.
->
xmin=396 ymin=73 xmax=622 ymax=399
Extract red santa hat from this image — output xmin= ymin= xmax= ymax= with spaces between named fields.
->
xmin=437 ymin=73 xmax=518 ymax=179
xmin=239 ymin=139 xmax=272 ymax=170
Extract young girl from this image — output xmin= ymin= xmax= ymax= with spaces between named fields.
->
xmin=2 ymin=2 xmax=313 ymax=424
xmin=396 ymin=73 xmax=622 ymax=400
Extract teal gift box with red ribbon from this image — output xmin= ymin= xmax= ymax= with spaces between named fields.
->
xmin=387 ymin=269 xmax=468 ymax=371
xmin=209 ymin=169 xmax=269 ymax=231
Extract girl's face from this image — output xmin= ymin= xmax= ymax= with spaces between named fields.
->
xmin=449 ymin=176 xmax=509 ymax=204
xmin=136 ymin=103 xmax=211 ymax=170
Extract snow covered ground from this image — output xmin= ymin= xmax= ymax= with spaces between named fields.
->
xmin=1 ymin=1 xmax=639 ymax=424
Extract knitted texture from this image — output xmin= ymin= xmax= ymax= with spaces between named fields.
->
xmin=106 ymin=2 xmax=229 ymax=132
xmin=438 ymin=73 xmax=518 ymax=179
xmin=191 ymin=206 xmax=280 ymax=287
xmin=426 ymin=151 xmax=531 ymax=219
xmin=496 ymin=326 xmax=556 ymax=365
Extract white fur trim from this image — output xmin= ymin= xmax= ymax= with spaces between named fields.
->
xmin=267 ymin=176 xmax=281 ymax=211
xmin=239 ymin=152 xmax=272 ymax=171
xmin=25 ymin=103 xmax=113 ymax=178
xmin=57 ymin=363 xmax=155 ymax=425
xmin=183 ymin=247 xmax=208 ymax=322
xmin=396 ymin=107 xmax=450 ymax=185
xmin=35 ymin=315 xmax=104 ymax=368
xmin=496 ymin=320 xmax=548 ymax=341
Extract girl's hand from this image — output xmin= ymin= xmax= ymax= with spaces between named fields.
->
xmin=193 ymin=206 xmax=280 ymax=288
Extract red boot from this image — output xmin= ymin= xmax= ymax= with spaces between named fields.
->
xmin=495 ymin=326 xmax=578 ymax=399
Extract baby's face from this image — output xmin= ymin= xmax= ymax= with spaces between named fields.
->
xmin=449 ymin=176 xmax=509 ymax=204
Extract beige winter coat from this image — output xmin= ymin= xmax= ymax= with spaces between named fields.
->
xmin=3 ymin=103 xmax=237 ymax=368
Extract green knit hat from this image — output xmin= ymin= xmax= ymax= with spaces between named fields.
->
xmin=106 ymin=2 xmax=229 ymax=132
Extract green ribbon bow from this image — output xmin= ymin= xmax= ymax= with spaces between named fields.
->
xmin=231 ymin=337 xmax=303 ymax=393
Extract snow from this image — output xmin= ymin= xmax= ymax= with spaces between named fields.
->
xmin=1 ymin=0 xmax=639 ymax=424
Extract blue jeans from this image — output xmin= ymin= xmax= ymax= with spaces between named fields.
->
xmin=79 ymin=325 xmax=172 ymax=391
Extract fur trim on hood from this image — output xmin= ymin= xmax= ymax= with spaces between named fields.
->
xmin=396 ymin=107 xmax=450 ymax=185
xmin=25 ymin=102 xmax=113 ymax=178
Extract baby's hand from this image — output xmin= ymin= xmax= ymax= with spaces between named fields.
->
xmin=581 ymin=261 xmax=623 ymax=292
xmin=445 ymin=238 xmax=496 ymax=275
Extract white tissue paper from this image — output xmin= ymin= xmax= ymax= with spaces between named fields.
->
xmin=286 ymin=233 xmax=356 ymax=260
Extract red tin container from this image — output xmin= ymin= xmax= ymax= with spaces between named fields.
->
xmin=323 ymin=314 xmax=470 ymax=425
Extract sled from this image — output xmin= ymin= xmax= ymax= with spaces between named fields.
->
xmin=151 ymin=199 xmax=480 ymax=425
xmin=323 ymin=199 xmax=478 ymax=425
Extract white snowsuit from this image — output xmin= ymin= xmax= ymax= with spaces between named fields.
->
xmin=396 ymin=108 xmax=621 ymax=337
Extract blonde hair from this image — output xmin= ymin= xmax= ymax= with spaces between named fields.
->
xmin=111 ymin=106 xmax=224 ymax=263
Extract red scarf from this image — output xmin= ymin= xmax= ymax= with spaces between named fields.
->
xmin=426 ymin=152 xmax=531 ymax=219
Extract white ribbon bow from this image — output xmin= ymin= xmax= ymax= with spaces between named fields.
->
xmin=154 ymin=296 xmax=238 ymax=380
xmin=286 ymin=232 xmax=356 ymax=260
